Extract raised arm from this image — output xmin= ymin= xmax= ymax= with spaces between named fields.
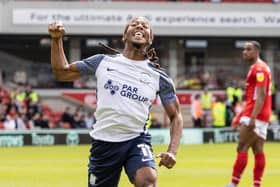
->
xmin=157 ymin=98 xmax=183 ymax=169
xmin=48 ymin=22 xmax=80 ymax=81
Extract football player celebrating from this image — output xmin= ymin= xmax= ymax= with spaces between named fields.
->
xmin=48 ymin=17 xmax=183 ymax=187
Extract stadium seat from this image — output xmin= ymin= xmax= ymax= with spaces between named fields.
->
xmin=47 ymin=111 xmax=63 ymax=127
xmin=62 ymin=122 xmax=71 ymax=129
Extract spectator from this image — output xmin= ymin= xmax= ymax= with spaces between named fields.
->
xmin=61 ymin=106 xmax=74 ymax=128
xmin=10 ymin=84 xmax=25 ymax=109
xmin=32 ymin=112 xmax=49 ymax=129
xmin=0 ymin=85 xmax=10 ymax=105
xmin=3 ymin=105 xmax=26 ymax=130
xmin=150 ymin=117 xmax=162 ymax=128
xmin=201 ymin=86 xmax=213 ymax=127
xmin=226 ymin=81 xmax=243 ymax=107
xmin=24 ymin=84 xmax=39 ymax=110
xmin=84 ymin=111 xmax=96 ymax=129
xmin=191 ymin=93 xmax=202 ymax=128
xmin=212 ymin=96 xmax=226 ymax=128
xmin=72 ymin=113 xmax=87 ymax=129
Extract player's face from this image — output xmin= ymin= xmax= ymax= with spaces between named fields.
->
xmin=123 ymin=17 xmax=153 ymax=49
xmin=242 ymin=43 xmax=258 ymax=63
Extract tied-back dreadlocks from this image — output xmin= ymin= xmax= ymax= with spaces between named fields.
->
xmin=98 ymin=42 xmax=161 ymax=69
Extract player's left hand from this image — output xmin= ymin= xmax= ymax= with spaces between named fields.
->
xmin=156 ymin=152 xmax=176 ymax=169
xmin=247 ymin=117 xmax=256 ymax=130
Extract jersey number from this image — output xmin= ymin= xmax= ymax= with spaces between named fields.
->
xmin=137 ymin=143 xmax=153 ymax=161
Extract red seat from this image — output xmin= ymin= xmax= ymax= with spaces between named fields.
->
xmin=62 ymin=122 xmax=71 ymax=129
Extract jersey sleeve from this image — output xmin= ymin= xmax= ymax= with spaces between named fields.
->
xmin=158 ymin=75 xmax=177 ymax=106
xmin=75 ymin=54 xmax=105 ymax=76
xmin=254 ymin=66 xmax=269 ymax=87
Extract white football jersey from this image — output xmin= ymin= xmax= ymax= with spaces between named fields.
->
xmin=76 ymin=54 xmax=176 ymax=142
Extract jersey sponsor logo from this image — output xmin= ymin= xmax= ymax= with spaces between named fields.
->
xmin=256 ymin=72 xmax=264 ymax=82
xmin=140 ymin=72 xmax=152 ymax=84
xmin=104 ymin=80 xmax=149 ymax=103
xmin=104 ymin=79 xmax=119 ymax=95
xmin=120 ymin=84 xmax=149 ymax=103
xmin=106 ymin=67 xmax=117 ymax=72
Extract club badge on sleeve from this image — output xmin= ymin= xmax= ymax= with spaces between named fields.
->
xmin=256 ymin=72 xmax=264 ymax=82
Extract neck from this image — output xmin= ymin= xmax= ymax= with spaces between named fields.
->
xmin=123 ymin=44 xmax=147 ymax=61
xmin=247 ymin=57 xmax=259 ymax=65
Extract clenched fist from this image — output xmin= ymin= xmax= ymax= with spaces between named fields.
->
xmin=48 ymin=21 xmax=65 ymax=38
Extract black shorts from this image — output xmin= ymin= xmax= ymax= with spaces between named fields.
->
xmin=88 ymin=133 xmax=156 ymax=187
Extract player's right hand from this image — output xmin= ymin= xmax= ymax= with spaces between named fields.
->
xmin=48 ymin=21 xmax=65 ymax=38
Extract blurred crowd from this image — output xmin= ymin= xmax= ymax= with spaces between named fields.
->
xmin=0 ymin=80 xmax=279 ymax=130
xmin=190 ymin=83 xmax=279 ymax=129
xmin=0 ymin=83 xmax=96 ymax=130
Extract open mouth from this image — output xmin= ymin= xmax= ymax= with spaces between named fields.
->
xmin=134 ymin=32 xmax=144 ymax=39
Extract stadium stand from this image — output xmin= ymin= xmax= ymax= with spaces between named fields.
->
xmin=0 ymin=0 xmax=279 ymax=129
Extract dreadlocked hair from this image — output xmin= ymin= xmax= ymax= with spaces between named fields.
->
xmin=98 ymin=42 xmax=161 ymax=69
xmin=98 ymin=42 xmax=121 ymax=55
xmin=144 ymin=48 xmax=160 ymax=68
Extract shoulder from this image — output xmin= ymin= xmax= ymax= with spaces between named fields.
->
xmin=84 ymin=54 xmax=117 ymax=62
xmin=147 ymin=62 xmax=169 ymax=78
xmin=75 ymin=54 xmax=119 ymax=75
xmin=253 ymin=60 xmax=271 ymax=74
xmin=80 ymin=54 xmax=121 ymax=67
xmin=147 ymin=63 xmax=175 ymax=88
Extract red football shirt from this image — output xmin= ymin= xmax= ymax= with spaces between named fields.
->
xmin=242 ymin=60 xmax=272 ymax=123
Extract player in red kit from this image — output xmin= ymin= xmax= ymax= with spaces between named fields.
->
xmin=226 ymin=41 xmax=271 ymax=187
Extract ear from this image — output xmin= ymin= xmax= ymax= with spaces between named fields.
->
xmin=148 ymin=35 xmax=153 ymax=45
xmin=148 ymin=39 xmax=152 ymax=45
xmin=122 ymin=36 xmax=126 ymax=42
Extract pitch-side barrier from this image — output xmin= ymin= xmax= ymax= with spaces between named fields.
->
xmin=0 ymin=127 xmax=279 ymax=147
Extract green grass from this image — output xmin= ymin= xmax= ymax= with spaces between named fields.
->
xmin=0 ymin=143 xmax=279 ymax=187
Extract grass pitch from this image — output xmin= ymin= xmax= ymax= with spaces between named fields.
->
xmin=0 ymin=143 xmax=279 ymax=187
